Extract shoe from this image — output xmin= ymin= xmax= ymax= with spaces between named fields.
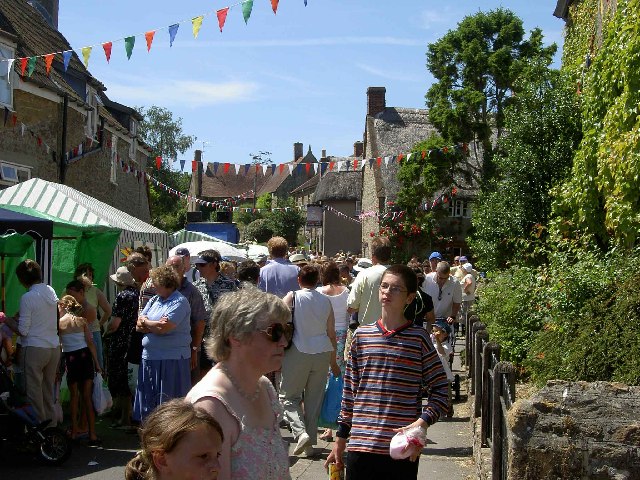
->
xmin=303 ymin=445 xmax=319 ymax=457
xmin=88 ymin=438 xmax=102 ymax=447
xmin=293 ymin=432 xmax=311 ymax=455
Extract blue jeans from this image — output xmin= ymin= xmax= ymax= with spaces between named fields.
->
xmin=92 ymin=331 xmax=104 ymax=370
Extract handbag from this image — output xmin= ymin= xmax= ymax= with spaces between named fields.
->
xmin=285 ymin=291 xmax=296 ymax=350
xmin=319 ymin=372 xmax=344 ymax=427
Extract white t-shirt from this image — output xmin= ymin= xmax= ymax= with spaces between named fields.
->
xmin=316 ymin=286 xmax=349 ymax=331
xmin=422 ymin=275 xmax=462 ymax=319
xmin=462 ymin=273 xmax=476 ymax=302
xmin=292 ymin=288 xmax=334 ymax=354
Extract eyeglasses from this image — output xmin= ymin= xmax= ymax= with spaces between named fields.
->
xmin=379 ymin=282 xmax=407 ymax=295
xmin=258 ymin=322 xmax=294 ymax=343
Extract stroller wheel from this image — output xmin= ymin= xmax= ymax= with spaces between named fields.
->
xmin=39 ymin=427 xmax=72 ymax=465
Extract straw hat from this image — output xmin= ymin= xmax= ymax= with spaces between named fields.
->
xmin=110 ymin=266 xmax=135 ymax=287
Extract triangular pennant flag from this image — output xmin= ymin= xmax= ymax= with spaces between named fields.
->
xmin=124 ymin=36 xmax=135 ymax=60
xmin=353 ymin=159 xmax=359 ymax=170
xmin=337 ymin=161 xmax=344 ymax=171
xmin=168 ymin=24 xmax=179 ymax=47
xmin=179 ymin=160 xmax=185 ymax=171
xmin=442 ymin=146 xmax=449 ymax=154
xmin=20 ymin=123 xmax=25 ymax=136
xmin=288 ymin=164 xmax=294 ymax=175
xmin=44 ymin=54 xmax=54 ymax=74
xmin=321 ymin=162 xmax=327 ymax=174
xmin=217 ymin=8 xmax=229 ymax=32
xmin=223 ymin=163 xmax=230 ymax=174
xmin=145 ymin=31 xmax=155 ymax=52
xmin=329 ymin=161 xmax=335 ymax=171
xmin=6 ymin=59 xmax=14 ymax=84
xmin=296 ymin=163 xmax=303 ymax=174
xmin=270 ymin=164 xmax=276 ymax=175
xmin=261 ymin=163 xmax=270 ymax=176
xmin=243 ymin=164 xmax=250 ymax=176
xmin=406 ymin=153 xmax=412 ymax=162
xmin=236 ymin=164 xmax=242 ymax=175
xmin=305 ymin=0 xmax=307 ymax=5
xmin=102 ymin=42 xmax=112 ymax=62
xmin=19 ymin=58 xmax=27 ymax=76
xmin=26 ymin=56 xmax=37 ymax=77
xmin=62 ymin=51 xmax=72 ymax=71
xmin=213 ymin=162 xmax=219 ymax=174
xmin=11 ymin=114 xmax=17 ymax=126
xmin=397 ymin=153 xmax=404 ymax=163
xmin=384 ymin=156 xmax=391 ymax=165
xmin=421 ymin=151 xmax=426 ymax=160
xmin=81 ymin=47 xmax=91 ymax=68
xmin=312 ymin=163 xmax=318 ymax=174
xmin=242 ymin=0 xmax=253 ymax=23
xmin=155 ymin=156 xmax=162 ymax=170
xmin=376 ymin=156 xmax=382 ymax=167
xmin=192 ymin=16 xmax=204 ymax=38
xmin=278 ymin=163 xmax=285 ymax=175
xmin=192 ymin=160 xmax=197 ymax=172
xmin=271 ymin=0 xmax=279 ymax=14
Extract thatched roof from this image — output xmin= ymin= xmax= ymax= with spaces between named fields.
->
xmin=369 ymin=108 xmax=439 ymax=157
xmin=314 ymin=171 xmax=362 ymax=202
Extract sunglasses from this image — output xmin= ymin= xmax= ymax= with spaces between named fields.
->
xmin=258 ymin=322 xmax=294 ymax=343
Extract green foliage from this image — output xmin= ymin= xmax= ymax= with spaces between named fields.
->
xmin=265 ymin=198 xmax=305 ymax=246
xmin=136 ymin=106 xmax=196 ymax=233
xmin=243 ymin=218 xmax=273 ymax=243
xmin=426 ymin=8 xmax=557 ymax=180
xmin=468 ymin=62 xmax=582 ymax=270
xmin=560 ymin=0 xmax=597 ymax=81
xmin=552 ymin=0 xmax=640 ymax=251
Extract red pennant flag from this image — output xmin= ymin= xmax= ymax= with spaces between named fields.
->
xmin=217 ymin=8 xmax=229 ymax=32
xmin=271 ymin=0 xmax=279 ymax=14
xmin=353 ymin=159 xmax=359 ymax=170
xmin=44 ymin=54 xmax=54 ymax=75
xmin=329 ymin=161 xmax=335 ymax=171
xmin=443 ymin=146 xmax=449 ymax=154
xmin=192 ymin=160 xmax=197 ymax=172
xmin=421 ymin=151 xmax=426 ymax=159
xmin=19 ymin=58 xmax=27 ymax=76
xmin=279 ymin=163 xmax=285 ymax=175
xmin=305 ymin=163 xmax=311 ymax=175
xmin=155 ymin=156 xmax=162 ymax=170
xmin=145 ymin=31 xmax=155 ymax=52
xmin=12 ymin=114 xmax=17 ymax=126
xmin=452 ymin=187 xmax=457 ymax=196
xmin=103 ymin=42 xmax=112 ymax=63
xmin=223 ymin=163 xmax=230 ymax=174
xmin=397 ymin=153 xmax=404 ymax=163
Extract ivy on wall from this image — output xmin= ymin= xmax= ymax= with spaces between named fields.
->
xmin=552 ymin=0 xmax=640 ymax=250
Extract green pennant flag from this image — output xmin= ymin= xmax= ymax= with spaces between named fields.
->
xmin=242 ymin=0 xmax=254 ymax=24
xmin=124 ymin=36 xmax=135 ymax=60
xmin=27 ymin=56 xmax=37 ymax=77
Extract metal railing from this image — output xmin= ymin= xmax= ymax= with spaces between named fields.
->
xmin=464 ymin=314 xmax=516 ymax=480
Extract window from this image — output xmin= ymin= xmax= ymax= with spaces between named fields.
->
xmin=84 ymin=86 xmax=98 ymax=139
xmin=110 ymin=135 xmax=118 ymax=184
xmin=0 ymin=161 xmax=31 ymax=186
xmin=449 ymin=199 xmax=472 ymax=218
xmin=354 ymin=200 xmax=361 ymax=217
xmin=0 ymin=42 xmax=14 ymax=109
xmin=129 ymin=119 xmax=137 ymax=160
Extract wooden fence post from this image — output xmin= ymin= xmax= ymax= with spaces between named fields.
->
xmin=492 ymin=361 xmax=517 ymax=480
xmin=465 ymin=314 xmax=479 ymax=367
xmin=474 ymin=329 xmax=489 ymax=417
xmin=481 ymin=342 xmax=501 ymax=446
xmin=469 ymin=321 xmax=486 ymax=394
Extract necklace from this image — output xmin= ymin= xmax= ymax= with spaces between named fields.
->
xmin=218 ymin=363 xmax=261 ymax=402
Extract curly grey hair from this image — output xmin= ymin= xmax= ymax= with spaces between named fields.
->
xmin=205 ymin=286 xmax=291 ymax=362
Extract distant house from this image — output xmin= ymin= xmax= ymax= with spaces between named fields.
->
xmin=0 ymin=0 xmax=153 ymax=222
xmin=360 ymin=87 xmax=482 ymax=258
xmin=188 ymin=143 xmax=318 ymax=221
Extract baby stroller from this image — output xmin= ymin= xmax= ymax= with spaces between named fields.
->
xmin=0 ymin=364 xmax=71 ymax=465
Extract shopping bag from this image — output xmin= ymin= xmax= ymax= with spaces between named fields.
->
xmin=92 ymin=372 xmax=108 ymax=414
xmin=52 ymin=380 xmax=64 ymax=424
xmin=59 ymin=372 xmax=70 ymax=405
xmin=319 ymin=372 xmax=343 ymax=427
xmin=101 ymin=376 xmax=113 ymax=414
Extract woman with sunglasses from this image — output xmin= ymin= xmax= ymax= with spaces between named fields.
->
xmin=186 ymin=287 xmax=293 ymax=480
xmin=325 ymin=265 xmax=449 ymax=480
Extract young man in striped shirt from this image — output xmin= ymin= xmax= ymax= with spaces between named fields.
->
xmin=326 ymin=265 xmax=449 ymax=479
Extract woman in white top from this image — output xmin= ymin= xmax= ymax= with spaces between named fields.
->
xmin=281 ymin=265 xmax=340 ymax=457
xmin=58 ymin=295 xmax=101 ymax=444
xmin=316 ymin=261 xmax=350 ymax=441
xmin=460 ymin=262 xmax=477 ymax=328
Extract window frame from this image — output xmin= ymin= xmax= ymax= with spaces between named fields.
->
xmin=0 ymin=41 xmax=15 ymax=110
xmin=0 ymin=161 xmax=31 ymax=186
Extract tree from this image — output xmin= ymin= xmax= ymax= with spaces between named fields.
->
xmin=426 ymin=9 xmax=557 ymax=181
xmin=136 ymin=106 xmax=196 ymax=232
xmin=265 ymin=198 xmax=305 ymax=246
xmin=468 ymin=61 xmax=582 ymax=270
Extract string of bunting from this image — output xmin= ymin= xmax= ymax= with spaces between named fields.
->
xmin=357 ymin=186 xmax=459 ymax=221
xmin=3 ymin=106 xmax=58 ymax=161
xmin=1 ymin=0 xmax=309 ymax=77
xmin=324 ymin=205 xmax=362 ymax=225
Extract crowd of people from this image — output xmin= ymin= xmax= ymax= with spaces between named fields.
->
xmin=0 ymin=236 xmax=477 ymax=480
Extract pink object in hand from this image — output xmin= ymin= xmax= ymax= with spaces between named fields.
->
xmin=389 ymin=426 xmax=426 ymax=459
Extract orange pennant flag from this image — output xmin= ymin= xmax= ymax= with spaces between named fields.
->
xmin=223 ymin=163 xmax=230 ymax=174
xmin=44 ymin=53 xmax=54 ymax=75
xmin=305 ymin=163 xmax=311 ymax=175
xmin=376 ymin=157 xmax=382 ymax=167
xmin=329 ymin=161 xmax=335 ymax=171
xmin=103 ymin=42 xmax=112 ymax=63
xmin=397 ymin=153 xmax=404 ymax=163
xmin=353 ymin=159 xmax=359 ymax=170
xmin=442 ymin=146 xmax=449 ymax=154
xmin=421 ymin=151 xmax=426 ymax=159
xmin=145 ymin=31 xmax=155 ymax=52
xmin=217 ymin=8 xmax=229 ymax=32
xmin=279 ymin=163 xmax=285 ymax=175
xmin=19 ymin=58 xmax=27 ymax=76
xmin=271 ymin=0 xmax=279 ymax=14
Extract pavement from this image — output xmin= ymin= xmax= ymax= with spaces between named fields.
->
xmin=2 ymin=337 xmax=474 ymax=479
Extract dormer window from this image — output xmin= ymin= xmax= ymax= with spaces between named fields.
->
xmin=0 ymin=42 xmax=14 ymax=109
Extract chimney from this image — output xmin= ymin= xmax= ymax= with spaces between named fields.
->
xmin=321 ymin=149 xmax=327 ymax=161
xmin=188 ymin=149 xmax=203 ymax=213
xmin=28 ymin=0 xmax=59 ymax=29
xmin=293 ymin=142 xmax=303 ymax=161
xmin=353 ymin=141 xmax=364 ymax=158
xmin=367 ymin=87 xmax=386 ymax=117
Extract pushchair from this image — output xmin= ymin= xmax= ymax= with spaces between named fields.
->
xmin=0 ymin=363 xmax=71 ymax=465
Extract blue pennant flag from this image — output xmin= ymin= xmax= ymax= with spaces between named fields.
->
xmin=270 ymin=164 xmax=276 ymax=175
xmin=296 ymin=163 xmax=303 ymax=174
xmin=320 ymin=162 xmax=327 ymax=174
xmin=368 ymin=158 xmax=374 ymax=168
xmin=213 ymin=162 xmax=219 ymax=174
xmin=179 ymin=160 xmax=185 ymax=171
xmin=244 ymin=164 xmax=251 ymax=176
xmin=62 ymin=51 xmax=72 ymax=71
xmin=169 ymin=24 xmax=179 ymax=47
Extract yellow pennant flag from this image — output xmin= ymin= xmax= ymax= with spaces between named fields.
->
xmin=192 ymin=16 xmax=204 ymax=38
xmin=81 ymin=46 xmax=92 ymax=68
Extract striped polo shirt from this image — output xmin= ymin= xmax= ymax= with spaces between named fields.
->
xmin=337 ymin=320 xmax=449 ymax=455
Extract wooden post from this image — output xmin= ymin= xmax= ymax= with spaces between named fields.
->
xmin=492 ymin=361 xmax=517 ymax=480
xmin=466 ymin=314 xmax=479 ymax=369
xmin=481 ymin=342 xmax=501 ymax=446
xmin=469 ymin=321 xmax=486 ymax=394
xmin=474 ymin=330 xmax=489 ymax=417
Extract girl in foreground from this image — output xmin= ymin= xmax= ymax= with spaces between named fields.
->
xmin=125 ymin=399 xmax=223 ymax=480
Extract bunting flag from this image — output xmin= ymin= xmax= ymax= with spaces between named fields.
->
xmin=325 ymin=205 xmax=362 ymax=225
xmin=81 ymin=46 xmax=92 ymax=68
xmin=242 ymin=0 xmax=253 ymax=23
xmin=62 ymin=50 xmax=72 ymax=71
xmin=19 ymin=58 xmax=27 ymax=76
xmin=124 ymin=36 xmax=135 ymax=59
xmin=179 ymin=160 xmax=186 ymax=171
xmin=168 ymin=24 xmax=179 ymax=47
xmin=26 ymin=56 xmax=37 ymax=77
xmin=102 ymin=42 xmax=113 ymax=63
xmin=217 ymin=8 xmax=230 ymax=32
xmin=192 ymin=16 xmax=204 ymax=38
xmin=44 ymin=53 xmax=54 ymax=74
xmin=155 ymin=156 xmax=162 ymax=170
xmin=145 ymin=31 xmax=155 ymax=52
xmin=192 ymin=160 xmax=197 ymax=172
xmin=271 ymin=0 xmax=279 ymax=14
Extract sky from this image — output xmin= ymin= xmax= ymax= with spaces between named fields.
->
xmin=57 ymin=0 xmax=566 ymax=169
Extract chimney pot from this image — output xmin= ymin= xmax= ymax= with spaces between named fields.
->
xmin=293 ymin=142 xmax=303 ymax=161
xmin=354 ymin=141 xmax=364 ymax=158
xmin=367 ymin=86 xmax=386 ymax=117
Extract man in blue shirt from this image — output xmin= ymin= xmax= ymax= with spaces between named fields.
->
xmin=259 ymin=236 xmax=299 ymax=299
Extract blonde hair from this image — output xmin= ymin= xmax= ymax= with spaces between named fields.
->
xmin=204 ymin=286 xmax=290 ymax=362
xmin=149 ymin=265 xmax=180 ymax=290
xmin=125 ymin=400 xmax=224 ymax=480
xmin=59 ymin=295 xmax=84 ymax=316
xmin=267 ymin=236 xmax=288 ymax=258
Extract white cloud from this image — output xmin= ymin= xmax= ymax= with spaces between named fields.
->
xmin=356 ymin=63 xmax=422 ymax=82
xmin=103 ymin=78 xmax=259 ymax=107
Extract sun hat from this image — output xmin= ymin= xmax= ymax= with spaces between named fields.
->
xmin=428 ymin=251 xmax=442 ymax=261
xmin=353 ymin=258 xmax=373 ymax=272
xmin=459 ymin=255 xmax=468 ymax=263
xmin=289 ymin=253 xmax=307 ymax=264
xmin=109 ymin=266 xmax=135 ymax=286
xmin=462 ymin=262 xmax=473 ymax=273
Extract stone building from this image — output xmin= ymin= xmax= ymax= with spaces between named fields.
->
xmin=0 ymin=0 xmax=152 ymax=222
